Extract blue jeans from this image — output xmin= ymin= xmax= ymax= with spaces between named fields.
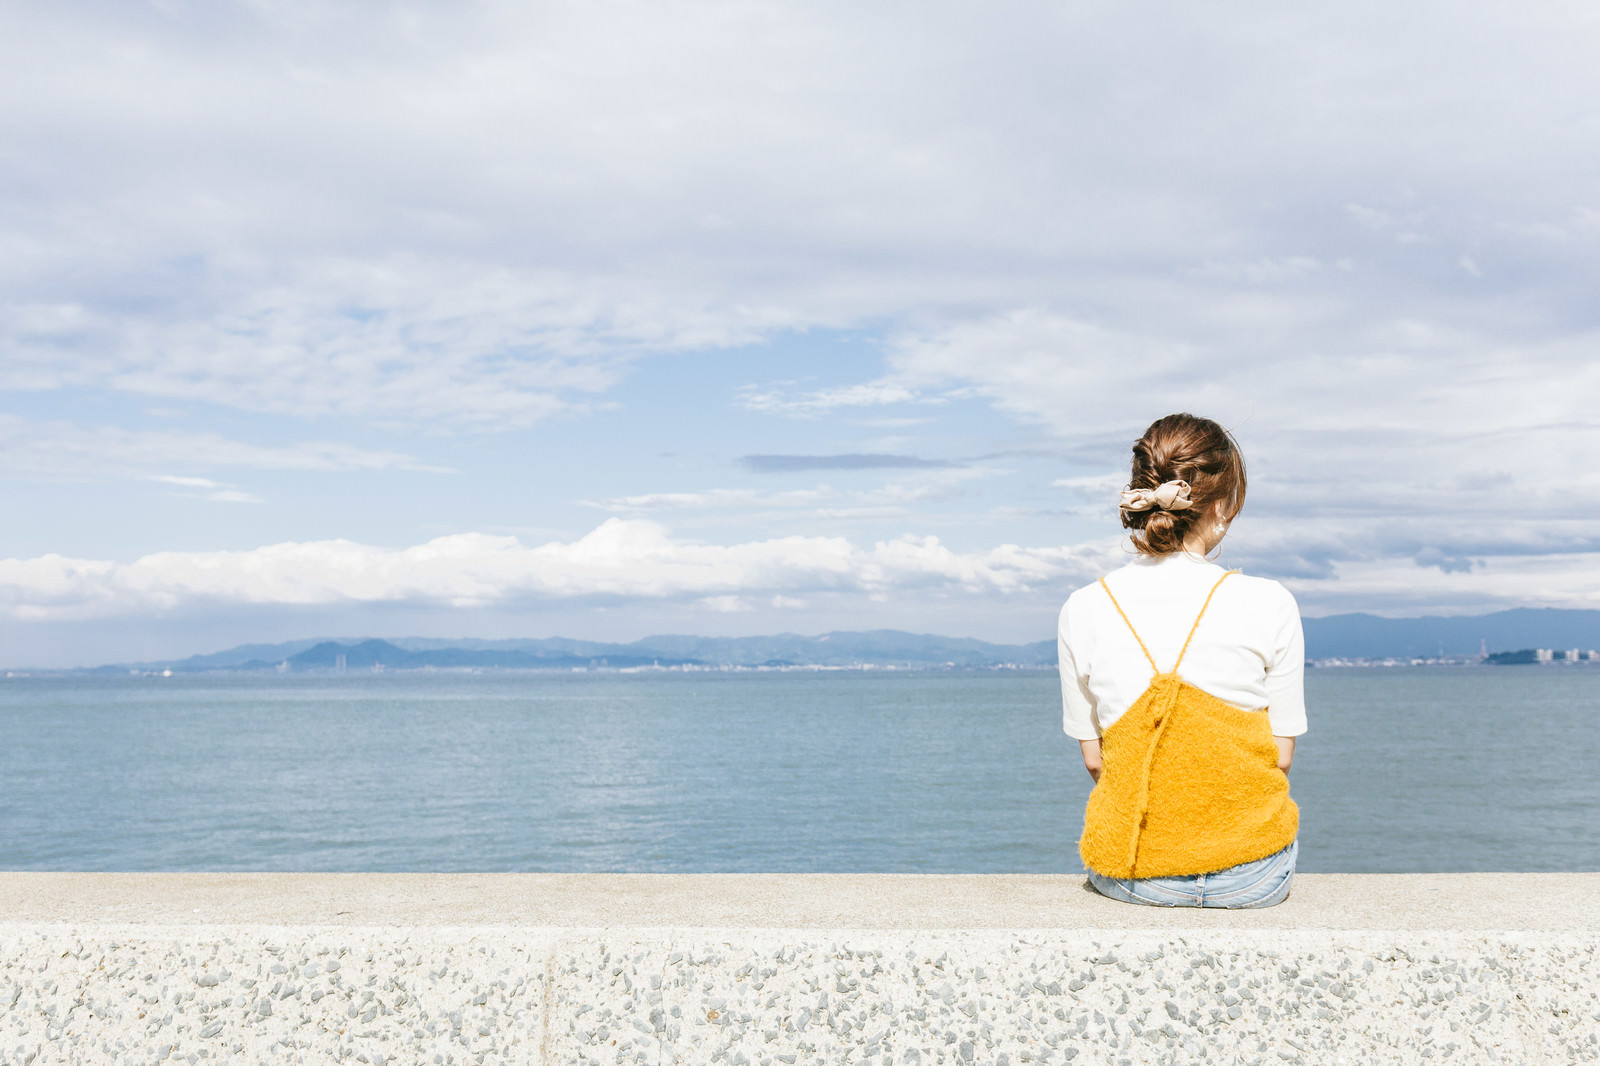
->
xmin=1086 ymin=840 xmax=1298 ymax=908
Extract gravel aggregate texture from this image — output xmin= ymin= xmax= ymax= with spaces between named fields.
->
xmin=1 ymin=875 xmax=1597 ymax=1064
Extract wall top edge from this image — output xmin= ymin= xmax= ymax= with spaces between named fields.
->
xmin=1 ymin=873 xmax=1596 ymax=932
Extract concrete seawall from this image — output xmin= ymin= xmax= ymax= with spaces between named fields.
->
xmin=2 ymin=873 xmax=1596 ymax=1064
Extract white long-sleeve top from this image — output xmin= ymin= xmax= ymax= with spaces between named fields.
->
xmin=1058 ymin=551 xmax=1307 ymax=741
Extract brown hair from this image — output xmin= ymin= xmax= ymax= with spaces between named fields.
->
xmin=1122 ymin=413 xmax=1247 ymax=557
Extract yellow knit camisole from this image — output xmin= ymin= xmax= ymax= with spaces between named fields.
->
xmin=1078 ymin=571 xmax=1299 ymax=880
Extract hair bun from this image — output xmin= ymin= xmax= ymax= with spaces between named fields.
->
xmin=1121 ymin=414 xmax=1246 ymax=556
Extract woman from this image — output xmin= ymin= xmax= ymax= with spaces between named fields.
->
xmin=1058 ymin=413 xmax=1305 ymax=907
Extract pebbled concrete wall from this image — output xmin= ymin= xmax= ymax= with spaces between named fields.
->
xmin=1 ymin=874 xmax=1597 ymax=1065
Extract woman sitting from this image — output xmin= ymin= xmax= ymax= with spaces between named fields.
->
xmin=1058 ymin=413 xmax=1304 ymax=908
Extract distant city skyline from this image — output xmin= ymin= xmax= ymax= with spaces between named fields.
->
xmin=4 ymin=2 xmax=1600 ymax=667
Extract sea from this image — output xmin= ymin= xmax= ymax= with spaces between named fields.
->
xmin=1 ymin=666 xmax=1595 ymax=873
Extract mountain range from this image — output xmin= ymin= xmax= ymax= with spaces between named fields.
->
xmin=67 ymin=607 xmax=1600 ymax=673
xmin=93 ymin=630 xmax=1058 ymax=673
xmin=1300 ymin=607 xmax=1600 ymax=660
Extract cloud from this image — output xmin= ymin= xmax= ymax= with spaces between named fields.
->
xmin=1052 ymin=473 xmax=1128 ymax=496
xmin=148 ymin=475 xmax=228 ymax=490
xmin=1413 ymin=547 xmax=1478 ymax=574
xmin=868 ymin=468 xmax=991 ymax=505
xmin=0 ymin=520 xmax=1121 ymax=621
xmin=1187 ymin=257 xmax=1323 ymax=284
xmin=1345 ymin=204 xmax=1395 ymax=231
xmin=579 ymin=488 xmax=829 ymax=511
xmin=873 ymin=304 xmax=1600 ymax=548
xmin=0 ymin=416 xmax=438 ymax=480
xmin=1051 ymin=473 xmax=1131 ymax=517
xmin=0 ymin=268 xmax=660 ymax=428
xmin=9 ymin=2 xmax=1600 ymax=430
xmin=886 ymin=310 xmax=1203 ymax=439
xmin=147 ymin=474 xmax=262 ymax=504
xmin=741 ymin=453 xmax=955 ymax=473
xmin=4 ymin=517 xmax=1598 ymax=632
xmin=737 ymin=380 xmax=927 ymax=416
xmin=1278 ymin=551 xmax=1600 ymax=618
xmin=582 ymin=467 xmax=988 ymax=519
xmin=1209 ymin=515 xmax=1600 ymax=615
xmin=781 ymin=299 xmax=1600 ymax=609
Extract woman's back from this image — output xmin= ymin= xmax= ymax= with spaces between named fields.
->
xmin=1058 ymin=552 xmax=1306 ymax=741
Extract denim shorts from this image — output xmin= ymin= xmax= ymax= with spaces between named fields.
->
xmin=1086 ymin=839 xmax=1298 ymax=909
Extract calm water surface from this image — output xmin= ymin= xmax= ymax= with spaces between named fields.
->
xmin=1 ymin=667 xmax=1595 ymax=872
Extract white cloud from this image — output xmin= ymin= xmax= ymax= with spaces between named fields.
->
xmin=868 ymin=467 xmax=991 ymax=505
xmin=579 ymin=488 xmax=829 ymax=512
xmin=1345 ymin=204 xmax=1395 ymax=231
xmin=1188 ymin=258 xmax=1322 ymax=284
xmin=887 ymin=310 xmax=1203 ymax=438
xmin=9 ymin=2 xmax=1599 ymax=429
xmin=1276 ymin=551 xmax=1600 ymax=618
xmin=0 ymin=416 xmax=437 ymax=479
xmin=738 ymin=380 xmax=928 ymax=416
xmin=1051 ymin=473 xmax=1129 ymax=517
xmin=3 ymin=517 xmax=1597 ymax=628
xmin=149 ymin=475 xmax=227 ymax=490
xmin=0 ymin=268 xmax=675 ymax=427
xmin=882 ymin=308 xmax=1600 ymax=499
xmin=0 ymin=520 xmax=1122 ymax=621
xmin=1052 ymin=474 xmax=1126 ymax=495
xmin=580 ymin=467 xmax=988 ymax=517
xmin=860 ymin=305 xmax=1600 ymax=597
xmin=147 ymin=474 xmax=262 ymax=504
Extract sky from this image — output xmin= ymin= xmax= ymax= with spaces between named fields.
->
xmin=4 ymin=1 xmax=1600 ymax=667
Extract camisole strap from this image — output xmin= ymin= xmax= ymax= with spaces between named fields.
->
xmin=1171 ymin=570 xmax=1238 ymax=674
xmin=1099 ymin=569 xmax=1240 ymax=676
xmin=1098 ymin=578 xmax=1159 ymax=675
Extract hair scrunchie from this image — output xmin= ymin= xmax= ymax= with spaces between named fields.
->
xmin=1118 ymin=479 xmax=1193 ymax=512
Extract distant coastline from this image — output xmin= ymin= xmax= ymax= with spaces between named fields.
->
xmin=11 ymin=631 xmax=1058 ymax=677
xmin=6 ymin=605 xmax=1600 ymax=675
xmin=1309 ymin=651 xmax=1600 ymax=669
